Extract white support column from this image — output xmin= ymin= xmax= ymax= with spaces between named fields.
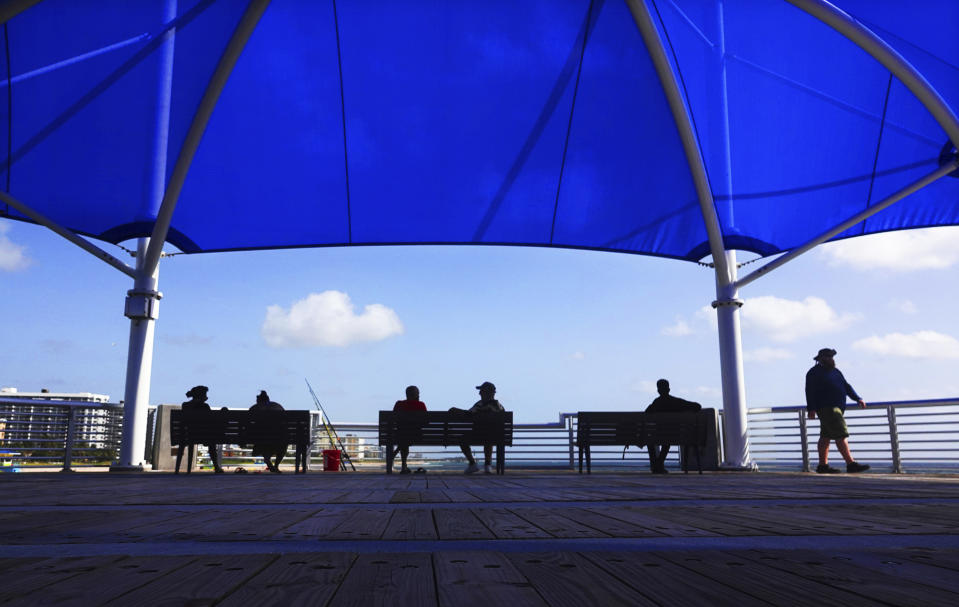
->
xmin=112 ymin=238 xmax=162 ymax=470
xmin=713 ymin=250 xmax=753 ymax=469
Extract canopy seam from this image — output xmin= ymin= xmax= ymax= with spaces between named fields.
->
xmin=332 ymin=0 xmax=351 ymax=244
xmin=863 ymin=74 xmax=893 ymax=235
xmin=4 ymin=23 xmax=10 ymax=198
xmin=549 ymin=0 xmax=597 ymax=245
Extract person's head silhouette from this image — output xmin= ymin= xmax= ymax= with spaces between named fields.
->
xmin=656 ymin=379 xmax=670 ymax=396
xmin=406 ymin=385 xmax=419 ymax=400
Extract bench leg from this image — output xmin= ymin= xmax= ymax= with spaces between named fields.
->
xmin=578 ymin=447 xmax=583 ymax=474
xmin=187 ymin=444 xmax=195 ymax=474
xmin=386 ymin=445 xmax=394 ymax=474
xmin=586 ymin=446 xmax=591 ymax=474
xmin=497 ymin=444 xmax=505 ymax=475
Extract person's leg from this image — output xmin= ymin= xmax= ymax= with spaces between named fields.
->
xmin=836 ymin=438 xmax=854 ymax=464
xmin=818 ymin=435 xmax=831 ymax=465
xmin=209 ymin=444 xmax=224 ymax=473
xmin=646 ymin=445 xmax=659 ymax=471
xmin=658 ymin=444 xmax=671 ymax=468
xmin=460 ymin=444 xmax=475 ymax=465
xmin=483 ymin=445 xmax=493 ymax=467
xmin=400 ymin=446 xmax=410 ymax=471
xmin=274 ymin=449 xmax=284 ymax=472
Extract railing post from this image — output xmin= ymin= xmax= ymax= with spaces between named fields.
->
xmin=568 ymin=415 xmax=575 ymax=470
xmin=887 ymin=405 xmax=903 ymax=473
xmin=61 ymin=406 xmax=76 ymax=473
xmin=798 ymin=409 xmax=809 ymax=473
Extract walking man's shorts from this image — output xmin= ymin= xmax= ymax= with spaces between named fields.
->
xmin=818 ymin=406 xmax=849 ymax=439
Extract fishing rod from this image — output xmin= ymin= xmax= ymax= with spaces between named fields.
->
xmin=305 ymin=378 xmax=356 ymax=471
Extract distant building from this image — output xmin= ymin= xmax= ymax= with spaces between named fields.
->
xmin=0 ymin=387 xmax=120 ymax=450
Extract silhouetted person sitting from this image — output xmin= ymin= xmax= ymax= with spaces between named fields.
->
xmin=177 ymin=385 xmax=224 ymax=474
xmin=459 ymin=381 xmax=505 ymax=475
xmin=250 ymin=390 xmax=286 ymax=473
xmin=393 ymin=385 xmax=427 ymax=474
xmin=645 ymin=379 xmax=701 ymax=474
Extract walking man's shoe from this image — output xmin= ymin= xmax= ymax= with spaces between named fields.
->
xmin=846 ymin=461 xmax=870 ymax=473
xmin=816 ymin=463 xmax=841 ymax=474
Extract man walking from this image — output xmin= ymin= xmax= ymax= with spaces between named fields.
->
xmin=805 ymin=348 xmax=870 ymax=474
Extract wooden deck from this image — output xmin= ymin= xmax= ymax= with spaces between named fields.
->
xmin=2 ymin=470 xmax=959 ymax=605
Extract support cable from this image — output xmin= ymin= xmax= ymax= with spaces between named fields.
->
xmin=332 ymin=0 xmax=352 ymax=244
xmin=550 ymin=0 xmax=598 ymax=244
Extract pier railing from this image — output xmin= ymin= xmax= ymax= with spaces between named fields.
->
xmin=2 ymin=398 xmax=957 ymax=473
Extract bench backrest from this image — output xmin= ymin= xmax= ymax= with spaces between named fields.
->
xmin=170 ymin=409 xmax=310 ymax=446
xmin=378 ymin=410 xmax=514 ymax=446
xmin=576 ymin=410 xmax=709 ymax=447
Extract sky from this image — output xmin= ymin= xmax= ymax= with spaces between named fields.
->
xmin=1 ymin=218 xmax=958 ymax=424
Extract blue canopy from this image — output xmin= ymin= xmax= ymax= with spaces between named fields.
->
xmin=2 ymin=0 xmax=958 ymax=262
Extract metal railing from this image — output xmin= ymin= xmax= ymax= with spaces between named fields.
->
xmin=0 ymin=399 xmax=123 ymax=471
xmin=3 ymin=398 xmax=957 ymax=473
xmin=739 ymin=398 xmax=959 ymax=473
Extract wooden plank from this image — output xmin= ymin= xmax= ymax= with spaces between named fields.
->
xmin=381 ymin=509 xmax=438 ymax=540
xmin=327 ymin=507 xmax=394 ymax=540
xmin=9 ymin=555 xmax=195 ymax=606
xmin=470 ymin=508 xmax=552 ymax=539
xmin=328 ymin=552 xmax=435 ymax=607
xmin=217 ymin=553 xmax=356 ymax=607
xmin=876 ymin=547 xmax=959 ymax=573
xmin=434 ymin=551 xmax=547 ymax=607
xmin=103 ymin=554 xmax=275 ymax=606
xmin=276 ymin=508 xmax=351 ymax=538
xmin=600 ymin=506 xmax=720 ymax=537
xmin=647 ymin=506 xmax=773 ymax=536
xmin=507 ymin=551 xmax=658 ymax=606
xmin=655 ymin=550 xmax=878 ymax=606
xmin=509 ymin=507 xmax=611 ymax=538
xmin=389 ymin=490 xmax=422 ymax=503
xmin=433 ymin=508 xmax=495 ymax=540
xmin=0 ymin=556 xmax=123 ymax=603
xmin=580 ymin=551 xmax=771 ymax=606
xmin=833 ymin=549 xmax=959 ymax=594
xmin=736 ymin=548 xmax=959 ymax=605
xmin=564 ymin=507 xmax=668 ymax=537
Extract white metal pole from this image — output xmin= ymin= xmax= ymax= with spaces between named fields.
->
xmin=112 ymin=0 xmax=177 ymax=470
xmin=713 ymin=250 xmax=753 ymax=469
xmin=113 ymin=238 xmax=161 ymax=470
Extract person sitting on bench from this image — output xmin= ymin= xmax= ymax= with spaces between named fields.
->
xmin=250 ymin=390 xmax=286 ymax=473
xmin=645 ymin=379 xmax=701 ymax=474
xmin=459 ymin=381 xmax=505 ymax=475
xmin=178 ymin=385 xmax=224 ymax=474
xmin=392 ymin=385 xmax=427 ymax=474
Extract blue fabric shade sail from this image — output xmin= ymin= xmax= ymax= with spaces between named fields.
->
xmin=1 ymin=0 xmax=957 ymax=262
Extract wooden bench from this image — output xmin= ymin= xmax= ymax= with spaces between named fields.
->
xmin=170 ymin=409 xmax=311 ymax=474
xmin=576 ymin=410 xmax=711 ymax=474
xmin=378 ymin=410 xmax=513 ymax=474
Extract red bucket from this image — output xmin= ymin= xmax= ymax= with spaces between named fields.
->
xmin=322 ymin=449 xmax=341 ymax=471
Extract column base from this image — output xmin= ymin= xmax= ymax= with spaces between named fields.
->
xmin=109 ymin=463 xmax=146 ymax=472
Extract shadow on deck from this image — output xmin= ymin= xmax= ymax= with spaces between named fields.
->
xmin=2 ymin=470 xmax=959 ymax=605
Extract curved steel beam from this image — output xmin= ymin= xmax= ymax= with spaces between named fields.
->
xmin=787 ymin=0 xmax=959 ymax=148
xmin=625 ymin=0 xmax=731 ymax=285
xmin=142 ymin=0 xmax=271 ymax=274
xmin=0 ymin=190 xmax=135 ymax=277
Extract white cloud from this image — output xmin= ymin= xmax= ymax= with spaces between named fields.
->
xmin=631 ymin=380 xmax=658 ymax=394
xmin=661 ymin=318 xmax=692 ymax=336
xmin=852 ymin=331 xmax=959 ymax=359
xmin=742 ymin=295 xmax=860 ymax=343
xmin=743 ymin=347 xmax=794 ymax=362
xmin=570 ymin=351 xmax=585 ymax=360
xmin=0 ymin=223 xmax=30 ymax=271
xmin=820 ymin=227 xmax=959 ymax=271
xmin=261 ymin=291 xmax=403 ymax=348
xmin=888 ymin=299 xmax=918 ymax=315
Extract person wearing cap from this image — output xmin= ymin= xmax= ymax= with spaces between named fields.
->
xmin=392 ymin=385 xmax=427 ymax=474
xmin=805 ymin=348 xmax=870 ymax=474
xmin=460 ymin=381 xmax=505 ymax=474
xmin=178 ymin=385 xmax=224 ymax=474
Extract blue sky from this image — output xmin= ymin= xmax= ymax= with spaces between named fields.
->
xmin=2 ymin=218 xmax=958 ymax=424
